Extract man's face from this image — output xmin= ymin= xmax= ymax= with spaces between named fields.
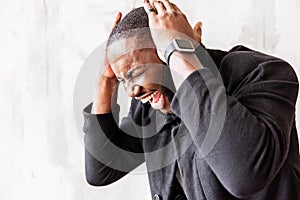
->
xmin=109 ymin=38 xmax=172 ymax=113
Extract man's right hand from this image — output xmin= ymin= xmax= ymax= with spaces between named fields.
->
xmin=92 ymin=12 xmax=122 ymax=114
xmin=102 ymin=12 xmax=122 ymax=79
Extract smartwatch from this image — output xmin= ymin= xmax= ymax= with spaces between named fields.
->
xmin=164 ymin=39 xmax=195 ymax=65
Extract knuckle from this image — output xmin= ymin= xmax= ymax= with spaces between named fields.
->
xmin=172 ymin=11 xmax=179 ymax=16
xmin=161 ymin=12 xmax=168 ymax=18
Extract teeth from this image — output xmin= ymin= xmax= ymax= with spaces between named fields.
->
xmin=141 ymin=91 xmax=158 ymax=104
xmin=141 ymin=98 xmax=148 ymax=104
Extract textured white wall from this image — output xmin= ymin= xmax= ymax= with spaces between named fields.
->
xmin=0 ymin=0 xmax=299 ymax=199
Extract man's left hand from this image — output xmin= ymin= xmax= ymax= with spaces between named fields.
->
xmin=143 ymin=0 xmax=197 ymax=60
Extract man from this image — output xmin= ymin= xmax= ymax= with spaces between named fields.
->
xmin=83 ymin=1 xmax=300 ymax=199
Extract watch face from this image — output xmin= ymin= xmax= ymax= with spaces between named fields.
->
xmin=164 ymin=39 xmax=195 ymax=64
xmin=175 ymin=39 xmax=194 ymax=50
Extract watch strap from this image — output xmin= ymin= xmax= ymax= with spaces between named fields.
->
xmin=164 ymin=40 xmax=176 ymax=65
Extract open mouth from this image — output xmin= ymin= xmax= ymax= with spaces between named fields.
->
xmin=140 ymin=91 xmax=162 ymax=104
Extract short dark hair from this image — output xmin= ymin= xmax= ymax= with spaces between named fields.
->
xmin=107 ymin=7 xmax=154 ymax=47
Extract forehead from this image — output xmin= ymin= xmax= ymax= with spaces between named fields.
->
xmin=107 ymin=38 xmax=160 ymax=76
xmin=107 ymin=36 xmax=154 ymax=63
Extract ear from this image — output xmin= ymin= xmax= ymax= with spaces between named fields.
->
xmin=193 ymin=21 xmax=202 ymax=44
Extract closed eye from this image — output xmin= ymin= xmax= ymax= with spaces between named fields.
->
xmin=123 ymin=66 xmax=148 ymax=81
xmin=131 ymin=69 xmax=146 ymax=79
xmin=116 ymin=65 xmax=149 ymax=83
xmin=125 ymin=66 xmax=145 ymax=79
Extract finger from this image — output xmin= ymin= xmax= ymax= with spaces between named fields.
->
xmin=110 ymin=12 xmax=122 ymax=31
xmin=160 ymin=0 xmax=173 ymax=11
xmin=143 ymin=0 xmax=157 ymax=16
xmin=172 ymin=3 xmax=188 ymax=21
xmin=172 ymin=4 xmax=182 ymax=13
xmin=114 ymin=12 xmax=122 ymax=25
xmin=195 ymin=21 xmax=202 ymax=29
xmin=153 ymin=1 xmax=166 ymax=13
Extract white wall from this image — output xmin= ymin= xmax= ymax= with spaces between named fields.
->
xmin=0 ymin=0 xmax=299 ymax=199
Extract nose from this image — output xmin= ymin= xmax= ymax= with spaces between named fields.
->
xmin=125 ymin=83 xmax=143 ymax=98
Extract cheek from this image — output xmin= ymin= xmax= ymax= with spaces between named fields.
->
xmin=147 ymin=66 xmax=164 ymax=81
